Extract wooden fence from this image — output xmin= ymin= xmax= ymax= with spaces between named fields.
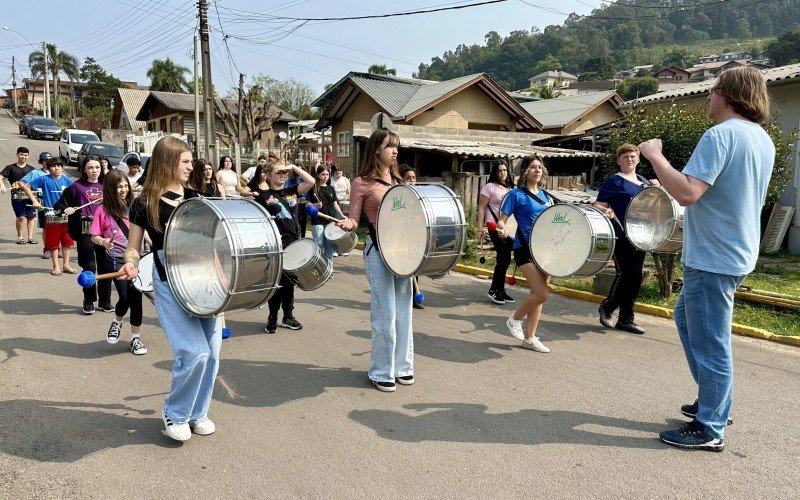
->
xmin=419 ymin=172 xmax=587 ymax=207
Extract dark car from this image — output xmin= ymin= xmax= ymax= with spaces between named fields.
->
xmin=76 ymin=141 xmax=125 ymax=168
xmin=19 ymin=114 xmax=37 ymax=135
xmin=27 ymin=117 xmax=62 ymax=140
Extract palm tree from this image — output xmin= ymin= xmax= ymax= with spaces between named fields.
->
xmin=28 ymin=44 xmax=79 ymax=120
xmin=537 ymin=83 xmax=561 ymax=99
xmin=147 ymin=58 xmax=191 ymax=93
xmin=367 ymin=64 xmax=397 ymax=76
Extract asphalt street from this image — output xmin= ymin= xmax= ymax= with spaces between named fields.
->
xmin=0 ymin=112 xmax=798 ymax=498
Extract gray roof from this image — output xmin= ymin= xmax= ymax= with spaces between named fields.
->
xmin=135 ymin=90 xmax=299 ymax=121
xmin=623 ymin=63 xmax=800 ymax=106
xmin=520 ymin=91 xmax=622 ymax=129
xmin=350 ymin=75 xmax=423 ymax=115
xmin=529 ymin=71 xmax=578 ymax=81
xmin=116 ymin=88 xmax=149 ymax=131
xmin=396 ymin=74 xmax=483 ymax=117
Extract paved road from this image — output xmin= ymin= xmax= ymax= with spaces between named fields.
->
xmin=1 ymin=113 xmax=798 ymax=498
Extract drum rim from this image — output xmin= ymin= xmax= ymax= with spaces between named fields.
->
xmin=624 ymin=186 xmax=682 ymax=252
xmin=530 ymin=204 xmax=615 ymax=278
xmin=376 ymin=183 xmax=465 ymax=277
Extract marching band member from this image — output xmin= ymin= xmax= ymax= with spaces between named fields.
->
xmin=120 ymin=136 xmax=220 ymax=442
xmin=477 ymin=161 xmax=515 ymax=305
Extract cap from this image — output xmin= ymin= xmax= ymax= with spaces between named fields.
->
xmin=39 ymin=152 xmax=52 ymax=162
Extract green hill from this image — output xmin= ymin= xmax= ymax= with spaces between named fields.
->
xmin=414 ymin=0 xmax=800 ymax=89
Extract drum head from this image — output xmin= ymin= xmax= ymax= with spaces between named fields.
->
xmin=323 ymin=223 xmax=347 ymax=241
xmin=530 ymin=205 xmax=593 ymax=277
xmin=133 ymin=253 xmax=154 ymax=293
xmin=625 ymin=187 xmax=682 ymax=252
xmin=505 ymin=214 xmax=517 ymax=239
xmin=376 ymin=185 xmax=429 ymax=276
xmin=283 ymin=238 xmax=318 ymax=271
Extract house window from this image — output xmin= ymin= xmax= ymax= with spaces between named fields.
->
xmin=337 ymin=132 xmax=350 ymax=157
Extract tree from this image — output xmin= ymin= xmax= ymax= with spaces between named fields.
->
xmin=616 ymin=75 xmax=659 ymax=100
xmin=529 ymin=53 xmax=561 ymax=76
xmin=28 ymin=43 xmax=79 ymax=120
xmin=80 ymin=57 xmax=125 ymax=111
xmin=582 ymin=56 xmax=615 ymax=80
xmin=234 ymin=74 xmax=319 ymax=120
xmin=367 ymin=64 xmax=396 ymax=76
xmin=536 ymin=83 xmax=561 ymax=99
xmin=764 ymin=29 xmax=800 ymax=65
xmin=214 ymin=85 xmax=282 ymax=149
xmin=146 ymin=58 xmax=190 ymax=93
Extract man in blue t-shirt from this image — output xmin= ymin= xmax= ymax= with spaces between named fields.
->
xmin=639 ymin=66 xmax=774 ymax=453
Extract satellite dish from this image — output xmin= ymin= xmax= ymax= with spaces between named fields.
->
xmin=278 ymin=131 xmax=288 ymax=140
xmin=370 ymin=112 xmax=387 ymax=131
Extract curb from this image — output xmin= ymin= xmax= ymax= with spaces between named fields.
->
xmin=453 ymin=264 xmax=800 ymax=348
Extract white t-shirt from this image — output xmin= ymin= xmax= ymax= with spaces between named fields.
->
xmin=242 ymin=166 xmax=257 ymax=182
xmin=332 ymin=175 xmax=350 ymax=201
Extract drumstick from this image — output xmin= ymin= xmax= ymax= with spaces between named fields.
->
xmin=73 ymin=197 xmax=103 ymax=211
xmin=221 ymin=313 xmax=231 ymax=339
xmin=77 ymin=269 xmax=126 ymax=288
xmin=305 ymin=204 xmax=342 ymax=223
xmin=412 ymin=276 xmax=425 ymax=304
xmin=315 ymin=212 xmax=341 ymax=223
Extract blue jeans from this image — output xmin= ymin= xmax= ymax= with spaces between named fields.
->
xmin=153 ymin=251 xmax=221 ymax=424
xmin=364 ymin=236 xmax=414 ymax=382
xmin=311 ymin=223 xmax=335 ymax=261
xmin=674 ymin=266 xmax=745 ymax=439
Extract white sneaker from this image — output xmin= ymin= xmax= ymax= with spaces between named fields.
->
xmin=190 ymin=418 xmax=216 ymax=435
xmin=506 ymin=315 xmax=524 ymax=341
xmin=339 ymin=252 xmax=349 ymax=256
xmin=522 ymin=336 xmax=550 ymax=353
xmin=162 ymin=413 xmax=191 ymax=441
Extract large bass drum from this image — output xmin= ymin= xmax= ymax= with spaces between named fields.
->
xmin=529 ymin=204 xmax=615 ymax=278
xmin=625 ymin=186 xmax=683 ymax=253
xmin=164 ymin=197 xmax=283 ymax=317
xmin=376 ymin=183 xmax=465 ymax=277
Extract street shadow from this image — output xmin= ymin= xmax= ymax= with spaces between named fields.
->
xmin=350 ymin=402 xmax=666 ymax=449
xmin=346 ymin=329 xmax=514 ymax=364
xmin=0 ymin=337 xmax=129 ymax=362
xmin=0 ymin=264 xmax=47 ymax=275
xmin=152 ymin=359 xmax=366 ymax=408
xmin=0 ymin=399 xmax=173 ymax=462
xmin=299 ymin=296 xmax=370 ymax=313
xmin=0 ymin=298 xmax=76 ymax=316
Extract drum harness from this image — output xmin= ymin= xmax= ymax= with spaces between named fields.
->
xmin=514 ymin=188 xmax=556 ymax=244
xmin=363 ymin=178 xmax=396 ymax=257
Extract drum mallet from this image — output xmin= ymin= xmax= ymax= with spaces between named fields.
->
xmin=412 ymin=276 xmax=425 ymax=304
xmin=507 ymin=263 xmax=518 ymax=286
xmin=77 ymin=269 xmax=126 ymax=288
xmin=221 ymin=313 xmax=231 ymax=340
xmin=305 ymin=205 xmax=342 ymax=223
xmin=481 ymin=221 xmax=499 ymax=264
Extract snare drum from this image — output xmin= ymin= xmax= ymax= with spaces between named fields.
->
xmin=45 ymin=211 xmax=68 ymax=225
xmin=324 ymin=223 xmax=358 ymax=254
xmin=625 ymin=187 xmax=683 ymax=253
xmin=81 ymin=216 xmax=94 ymax=235
xmin=529 ymin=204 xmax=615 ymax=278
xmin=376 ymin=183 xmax=466 ymax=277
xmin=11 ymin=188 xmax=27 ymax=200
xmin=283 ymin=238 xmax=332 ymax=291
xmin=164 ymin=198 xmax=283 ymax=317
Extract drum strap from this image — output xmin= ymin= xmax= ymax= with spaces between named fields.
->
xmin=364 ymin=177 xmax=394 ymax=256
xmin=520 ymin=188 xmax=554 ymax=206
xmin=153 ymin=250 xmax=168 ymax=283
xmin=112 ymin=215 xmax=129 ymax=239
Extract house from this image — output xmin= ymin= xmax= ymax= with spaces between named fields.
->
xmin=519 ymin=90 xmax=625 ymax=136
xmin=686 ymin=60 xmax=743 ymax=82
xmin=619 ymin=63 xmax=800 ymax=255
xmin=134 ymin=90 xmax=297 ymax=149
xmin=617 ymin=65 xmax=654 ymax=78
xmin=654 ymin=66 xmax=692 ymax=85
xmin=111 ymin=88 xmax=150 ymax=131
xmin=527 ymin=71 xmax=578 ymax=89
xmin=312 ymin=72 xmax=542 ymax=177
xmin=23 ymin=78 xmax=138 ymax=113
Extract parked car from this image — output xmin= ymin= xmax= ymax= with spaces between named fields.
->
xmin=27 ymin=117 xmax=62 ymax=140
xmin=59 ymin=129 xmax=100 ymax=165
xmin=18 ymin=114 xmax=37 ymax=135
xmin=116 ymin=151 xmax=151 ymax=173
xmin=76 ymin=141 xmax=125 ymax=169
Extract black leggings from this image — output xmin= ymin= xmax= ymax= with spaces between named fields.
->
xmin=77 ymin=235 xmax=112 ymax=304
xmin=602 ymin=234 xmax=646 ymax=323
xmin=268 ymin=273 xmax=295 ymax=318
xmin=109 ymin=258 xmax=142 ymax=326
xmin=488 ymin=231 xmax=513 ymax=292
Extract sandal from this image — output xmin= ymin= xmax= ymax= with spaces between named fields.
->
xmin=16 ymin=239 xmax=26 ymax=245
xmin=27 ymin=239 xmax=38 ymax=245
xmin=63 ymin=267 xmax=78 ymax=274
xmin=51 ymin=269 xmax=62 ymax=276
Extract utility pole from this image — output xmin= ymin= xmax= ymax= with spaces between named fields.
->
xmin=193 ymin=34 xmax=201 ymax=158
xmin=199 ymin=0 xmax=216 ymax=165
xmin=42 ymin=41 xmax=50 ymax=118
xmin=237 ymin=73 xmax=244 ymax=141
xmin=11 ymin=56 xmax=18 ymax=115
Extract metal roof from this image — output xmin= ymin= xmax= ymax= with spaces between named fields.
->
xmin=135 ymin=91 xmax=298 ymax=121
xmin=351 ymin=75 xmax=423 ymax=115
xmin=352 ymin=134 xmax=601 ymax=160
xmin=396 ymin=73 xmax=483 ymax=117
xmin=520 ymin=91 xmax=622 ymax=129
xmin=622 ymin=62 xmax=800 ymax=106
xmin=116 ymin=88 xmax=149 ymax=131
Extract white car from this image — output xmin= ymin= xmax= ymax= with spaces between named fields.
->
xmin=59 ymin=129 xmax=100 ymax=165
xmin=116 ymin=152 xmax=151 ymax=174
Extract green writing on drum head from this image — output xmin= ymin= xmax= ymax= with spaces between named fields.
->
xmin=551 ymin=212 xmax=570 ymax=225
xmin=391 ymin=195 xmax=406 ymax=211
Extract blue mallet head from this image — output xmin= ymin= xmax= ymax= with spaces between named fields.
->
xmin=222 ymin=326 xmax=231 ymax=339
xmin=414 ymin=292 xmax=425 ymax=304
xmin=306 ymin=204 xmax=319 ymax=218
xmin=77 ymin=271 xmax=96 ymax=288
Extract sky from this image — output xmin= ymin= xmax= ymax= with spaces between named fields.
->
xmin=0 ymin=0 xmax=599 ymax=98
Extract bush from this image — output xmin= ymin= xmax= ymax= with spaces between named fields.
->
xmin=463 ymin=204 xmax=478 ymax=261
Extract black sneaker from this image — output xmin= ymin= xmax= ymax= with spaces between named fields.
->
xmin=413 ymin=301 xmax=424 ymax=309
xmin=681 ymin=399 xmax=733 ymax=425
xmin=371 ymin=379 xmax=396 ymax=392
xmin=98 ymin=303 xmax=115 ymax=313
xmin=130 ymin=337 xmax=147 ymax=355
xmin=82 ymin=302 xmax=95 ymax=315
xmin=615 ymin=321 xmax=645 ymax=335
xmin=264 ymin=316 xmax=278 ymax=334
xmin=487 ymin=290 xmax=505 ymax=304
xmin=499 ymin=291 xmax=515 ymax=303
xmin=395 ymin=375 xmax=414 ymax=385
xmin=598 ymin=304 xmax=614 ymax=328
xmin=659 ymin=420 xmax=724 ymax=452
xmin=107 ymin=320 xmax=122 ymax=344
xmin=281 ymin=316 xmax=303 ymax=330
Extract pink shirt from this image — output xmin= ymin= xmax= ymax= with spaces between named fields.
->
xmin=90 ymin=205 xmax=130 ymax=260
xmin=347 ymin=176 xmax=398 ymax=225
xmin=480 ymin=182 xmax=510 ymax=226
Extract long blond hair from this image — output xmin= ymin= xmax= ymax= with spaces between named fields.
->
xmin=138 ymin=136 xmax=191 ymax=231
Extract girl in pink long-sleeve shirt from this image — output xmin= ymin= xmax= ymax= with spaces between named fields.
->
xmin=337 ymin=128 xmax=415 ymax=393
